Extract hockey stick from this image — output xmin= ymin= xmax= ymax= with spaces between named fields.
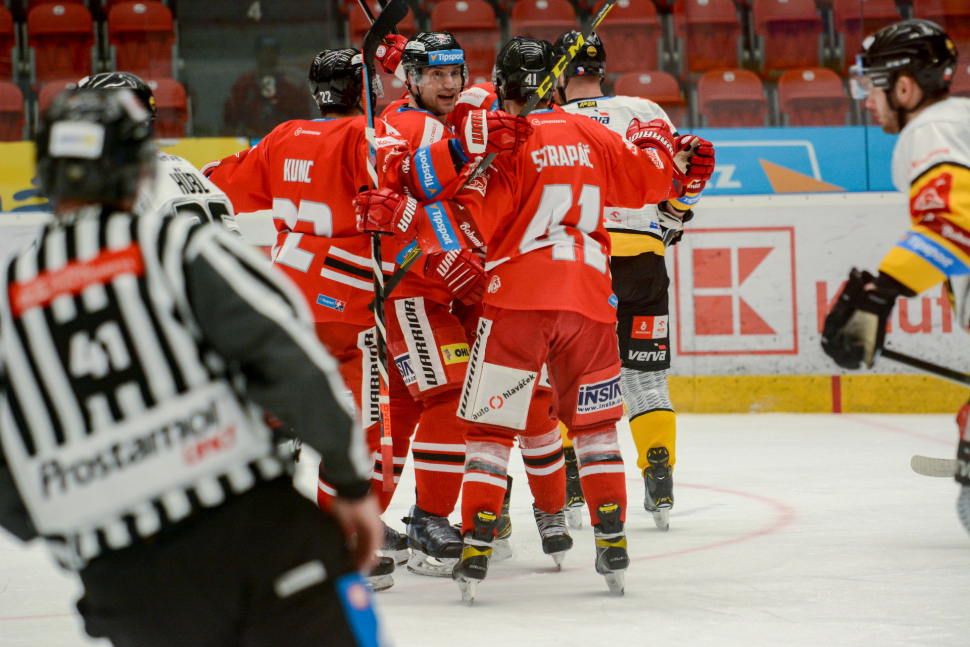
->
xmin=355 ymin=0 xmax=399 ymax=35
xmin=911 ymin=455 xmax=959 ymax=477
xmin=362 ymin=0 xmax=410 ymax=491
xmin=881 ymin=348 xmax=970 ymax=388
xmin=382 ymin=0 xmax=621 ymax=296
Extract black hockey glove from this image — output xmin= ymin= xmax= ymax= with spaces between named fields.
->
xmin=820 ymin=269 xmax=900 ymax=370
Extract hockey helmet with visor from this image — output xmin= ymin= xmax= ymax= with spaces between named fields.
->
xmin=309 ymin=48 xmax=382 ymax=113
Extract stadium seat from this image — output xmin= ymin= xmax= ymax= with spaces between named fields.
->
xmin=37 ymin=77 xmax=75 ymax=114
xmin=0 ymin=80 xmax=25 ymax=141
xmin=431 ymin=1 xmax=500 ymax=83
xmin=149 ymin=77 xmax=187 ymax=138
xmin=510 ymin=0 xmax=578 ymax=47
xmin=27 ymin=3 xmax=95 ymax=87
xmin=593 ymin=0 xmax=662 ymax=75
xmin=951 ymin=60 xmax=970 ymax=99
xmin=913 ymin=0 xmax=970 ymax=53
xmin=376 ymin=69 xmax=408 ymax=112
xmin=103 ymin=0 xmax=165 ymax=10
xmin=612 ymin=71 xmax=687 ymax=127
xmin=348 ymin=2 xmax=417 ymax=47
xmin=832 ymin=0 xmax=902 ymax=71
xmin=0 ymin=5 xmax=15 ymax=81
xmin=27 ymin=0 xmax=86 ymax=9
xmin=108 ymin=2 xmax=176 ymax=80
xmin=753 ymin=0 xmax=824 ymax=76
xmin=674 ymin=0 xmax=743 ymax=75
xmin=777 ymin=67 xmax=849 ymax=126
xmin=697 ymin=68 xmax=768 ymax=127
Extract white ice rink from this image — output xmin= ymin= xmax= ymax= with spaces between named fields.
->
xmin=2 ymin=413 xmax=969 ymax=646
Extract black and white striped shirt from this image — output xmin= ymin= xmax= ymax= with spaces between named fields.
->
xmin=0 ymin=206 xmax=370 ymax=569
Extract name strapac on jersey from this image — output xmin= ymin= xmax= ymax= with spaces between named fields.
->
xmin=531 ymin=143 xmax=594 ymax=172
xmin=577 ymin=376 xmax=623 ymax=414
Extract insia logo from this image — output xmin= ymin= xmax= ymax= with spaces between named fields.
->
xmin=675 ymin=228 xmax=797 ymax=355
xmin=576 ymin=377 xmax=622 ymax=414
xmin=441 ymin=343 xmax=470 ymax=365
xmin=284 ymin=158 xmax=314 ymax=183
xmin=632 ymin=315 xmax=667 ymax=339
xmin=394 ymin=353 xmax=416 ymax=386
xmin=911 ymin=172 xmax=952 ymax=213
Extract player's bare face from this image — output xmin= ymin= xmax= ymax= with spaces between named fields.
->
xmin=865 ymin=88 xmax=900 ymax=134
xmin=414 ymin=65 xmax=463 ymax=116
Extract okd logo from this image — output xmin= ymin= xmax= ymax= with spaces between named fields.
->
xmin=674 ymin=227 xmax=797 ymax=355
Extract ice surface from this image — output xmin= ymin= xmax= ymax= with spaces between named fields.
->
xmin=3 ymin=413 xmax=969 ymax=646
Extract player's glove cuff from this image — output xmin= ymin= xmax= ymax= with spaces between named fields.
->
xmin=820 ymin=269 xmax=900 ymax=369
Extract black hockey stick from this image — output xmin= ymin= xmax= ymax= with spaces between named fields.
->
xmin=881 ymin=347 xmax=970 ymax=388
xmin=382 ymin=0 xmax=622 ymax=296
xmin=362 ymin=0 xmax=410 ymax=491
xmin=355 ymin=0 xmax=399 ymax=35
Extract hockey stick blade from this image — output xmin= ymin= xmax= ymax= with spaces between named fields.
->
xmin=881 ymin=348 xmax=970 ymax=388
xmin=911 ymin=455 xmax=959 ymax=478
xmin=362 ymin=0 xmax=408 ymax=65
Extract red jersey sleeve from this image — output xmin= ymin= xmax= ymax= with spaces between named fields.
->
xmin=205 ymin=130 xmax=276 ymax=214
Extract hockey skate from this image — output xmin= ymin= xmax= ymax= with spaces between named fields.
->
xmin=381 ymin=523 xmax=410 ymax=565
xmin=643 ymin=447 xmax=673 ymax=531
xmin=453 ymin=511 xmax=501 ymax=604
xmin=563 ymin=446 xmax=585 ymax=529
xmin=492 ymin=475 xmax=513 ymax=562
xmin=593 ymin=503 xmax=629 ymax=596
xmin=367 ymin=556 xmax=395 ymax=592
xmin=533 ymin=504 xmax=573 ymax=569
xmin=403 ymin=505 xmax=462 ymax=578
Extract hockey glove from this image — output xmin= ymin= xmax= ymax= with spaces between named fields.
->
xmin=626 ymin=118 xmax=676 ymax=166
xmin=459 ymin=110 xmax=534 ymax=157
xmin=375 ymin=34 xmax=408 ymax=76
xmin=820 ymin=268 xmax=899 ymax=369
xmin=674 ymin=135 xmax=715 ymax=183
xmin=956 ymin=403 xmax=970 ymax=485
xmin=427 ymin=249 xmax=487 ymax=305
xmin=354 ymin=188 xmax=418 ymax=238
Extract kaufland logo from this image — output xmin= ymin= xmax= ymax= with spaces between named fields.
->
xmin=674 ymin=228 xmax=797 ymax=355
xmin=428 ymin=49 xmax=464 ymax=65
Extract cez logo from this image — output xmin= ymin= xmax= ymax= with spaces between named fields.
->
xmin=576 ymin=377 xmax=622 ymax=414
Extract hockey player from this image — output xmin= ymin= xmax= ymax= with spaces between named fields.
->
xmin=204 ymin=48 xmax=436 ymax=584
xmin=553 ymin=30 xmax=715 ymax=531
xmin=77 ymin=72 xmax=240 ymax=233
xmin=0 ymin=88 xmax=383 ymax=647
xmin=358 ymin=37 xmax=708 ymax=597
xmin=821 ymin=19 xmax=970 ymax=536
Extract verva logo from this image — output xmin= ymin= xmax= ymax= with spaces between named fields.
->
xmin=674 ymin=227 xmax=797 ymax=355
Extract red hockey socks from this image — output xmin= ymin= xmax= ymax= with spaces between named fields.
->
xmin=412 ymin=389 xmax=468 ymax=517
xmin=460 ymin=429 xmax=513 ymax=534
xmin=572 ymin=426 xmax=627 ymax=526
xmin=518 ymin=426 xmax=566 ymax=514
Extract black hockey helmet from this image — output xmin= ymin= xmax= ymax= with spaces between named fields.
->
xmin=553 ymin=30 xmax=606 ymax=79
xmin=851 ymin=19 xmax=957 ymax=100
xmin=401 ymin=32 xmax=467 ymax=96
xmin=36 ymin=89 xmax=156 ymax=207
xmin=77 ymin=72 xmax=156 ymax=125
xmin=493 ymin=37 xmax=557 ymax=106
xmin=309 ymin=48 xmax=381 ymax=113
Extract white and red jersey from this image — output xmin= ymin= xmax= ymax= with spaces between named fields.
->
xmin=453 ymin=110 xmax=675 ymax=323
xmin=206 ymin=116 xmax=397 ymax=327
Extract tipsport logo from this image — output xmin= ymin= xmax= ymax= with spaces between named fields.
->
xmin=428 ymin=49 xmax=464 ymax=66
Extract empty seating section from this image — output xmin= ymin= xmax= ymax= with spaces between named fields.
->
xmin=698 ymin=69 xmax=767 ymax=127
xmin=377 ymin=69 xmax=408 ymax=112
xmin=593 ymin=0 xmax=662 ymax=75
xmin=431 ymin=0 xmax=500 ymax=81
xmin=149 ymin=77 xmax=187 ymax=137
xmin=832 ymin=0 xmax=902 ymax=70
xmin=753 ymin=0 xmax=823 ymax=77
xmin=510 ymin=0 xmax=578 ymax=47
xmin=777 ymin=67 xmax=849 ymax=126
xmin=27 ymin=3 xmax=95 ymax=86
xmin=27 ymin=0 xmax=86 ymax=10
xmin=612 ymin=70 xmax=686 ymax=127
xmin=1 ymin=6 xmax=15 ymax=82
xmin=349 ymin=2 xmax=417 ymax=47
xmin=913 ymin=0 xmax=970 ymax=55
xmin=674 ymin=0 xmax=742 ymax=75
xmin=0 ymin=80 xmax=25 ymax=141
xmin=103 ymin=0 xmax=166 ymax=11
xmin=37 ymin=77 xmax=75 ymax=113
xmin=108 ymin=2 xmax=176 ymax=80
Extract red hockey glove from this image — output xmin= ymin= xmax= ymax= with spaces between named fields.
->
xmin=675 ymin=134 xmax=715 ymax=183
xmin=460 ymin=109 xmax=534 ymax=157
xmin=626 ymin=118 xmax=676 ymax=166
xmin=354 ymin=188 xmax=418 ymax=237
xmin=426 ymin=249 xmax=487 ymax=305
xmin=375 ymin=34 xmax=408 ymax=75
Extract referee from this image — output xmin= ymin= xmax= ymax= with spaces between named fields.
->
xmin=0 ymin=89 xmax=384 ymax=646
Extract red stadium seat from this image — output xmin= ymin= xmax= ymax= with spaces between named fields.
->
xmin=777 ymin=67 xmax=849 ymax=126
xmin=951 ymin=60 xmax=970 ymax=99
xmin=431 ymin=1 xmax=500 ymax=82
xmin=832 ymin=0 xmax=902 ymax=70
xmin=103 ymin=0 xmax=164 ymax=10
xmin=37 ymin=77 xmax=75 ymax=113
xmin=593 ymin=0 xmax=662 ymax=75
xmin=0 ymin=5 xmax=15 ymax=81
xmin=0 ymin=80 xmax=25 ymax=141
xmin=27 ymin=3 xmax=96 ymax=87
xmin=913 ymin=0 xmax=970 ymax=53
xmin=612 ymin=70 xmax=687 ymax=127
xmin=674 ymin=0 xmax=743 ymax=75
xmin=26 ymin=0 xmax=85 ymax=9
xmin=108 ymin=2 xmax=176 ymax=80
xmin=149 ymin=77 xmax=187 ymax=138
xmin=697 ymin=68 xmax=768 ymax=127
xmin=510 ymin=0 xmax=578 ymax=46
xmin=753 ymin=0 xmax=824 ymax=76
xmin=349 ymin=2 xmax=417 ymax=47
